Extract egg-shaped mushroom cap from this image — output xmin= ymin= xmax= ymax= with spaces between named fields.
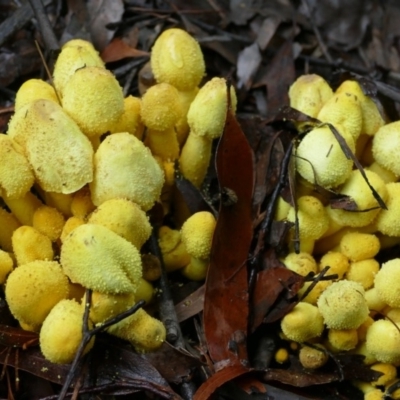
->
xmin=374 ymin=258 xmax=400 ymax=308
xmin=0 ymin=135 xmax=34 ymax=199
xmin=280 ymin=302 xmax=324 ymax=342
xmin=40 ymin=299 xmax=94 ymax=364
xmin=289 ymin=74 xmax=333 ymax=118
xmin=327 ymin=169 xmax=388 ymax=228
xmin=14 ymin=79 xmax=58 ymax=111
xmin=7 ymin=99 xmax=93 ymax=194
xmin=62 ymin=66 xmax=124 ymax=137
xmin=187 ymin=77 xmax=237 ymax=140
xmin=181 ymin=211 xmax=216 ymax=259
xmin=366 ymin=319 xmax=400 ymax=364
xmin=295 ymin=125 xmax=355 ymax=189
xmin=60 ymin=224 xmax=142 ymax=294
xmin=90 ymin=132 xmax=164 ymax=211
xmin=375 ymin=182 xmax=400 ymax=237
xmin=5 ymin=260 xmax=69 ymax=327
xmin=372 ymin=121 xmax=400 ymax=176
xmin=151 ymin=28 xmax=205 ymax=91
xmin=88 ymin=198 xmax=151 ymax=249
xmin=317 ymin=280 xmax=369 ymax=329
xmin=53 ymin=41 xmax=104 ymax=96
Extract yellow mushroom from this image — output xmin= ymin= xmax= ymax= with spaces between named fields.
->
xmin=288 ymin=74 xmax=333 ymax=118
xmin=370 ymin=363 xmax=398 ymax=387
xmin=0 ymin=207 xmax=21 ymax=252
xmin=90 ymin=132 xmax=164 ymax=211
xmin=374 ymin=182 xmax=400 ymax=236
xmin=180 ymin=211 xmax=216 ymax=280
xmin=40 ymin=299 xmax=95 ymax=364
xmin=53 ymin=39 xmax=104 ymax=97
xmin=339 ymin=232 xmax=380 ymax=262
xmin=5 ymin=260 xmax=69 ymax=328
xmin=141 ymin=83 xmax=183 ymax=161
xmin=60 ymin=216 xmax=85 ymax=243
xmin=319 ymin=251 xmax=350 ymax=279
xmin=179 ymin=77 xmax=237 ymax=188
xmin=7 ymin=99 xmax=94 ymax=194
xmin=280 ymin=302 xmax=324 ymax=342
xmin=346 ymin=258 xmax=379 ymax=290
xmin=327 ymin=328 xmax=358 ymax=351
xmin=317 ymin=280 xmax=369 ymax=329
xmin=299 ymin=344 xmax=329 ymax=369
xmin=151 ymin=28 xmax=205 ymax=91
xmin=12 ymin=226 xmax=54 ymax=266
xmin=283 ymin=252 xmax=318 ymax=276
xmin=88 ymin=198 xmax=151 ymax=250
xmin=32 ymin=205 xmax=65 ymax=242
xmin=70 ymin=186 xmax=96 ymax=221
xmin=14 ymin=79 xmax=58 ymax=111
xmin=2 ymin=191 xmax=42 ymax=226
xmin=60 ymin=224 xmax=143 ymax=294
xmin=295 ymin=125 xmax=355 ymax=189
xmin=0 ymin=249 xmax=13 ymax=284
xmin=374 ymin=258 xmax=400 ymax=308
xmin=0 ymin=135 xmax=34 ymax=198
xmin=107 ymin=308 xmax=166 ymax=353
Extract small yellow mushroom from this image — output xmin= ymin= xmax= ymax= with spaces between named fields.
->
xmin=374 ymin=259 xmax=400 ymax=308
xmin=0 ymin=250 xmax=13 ymax=284
xmin=141 ymin=83 xmax=183 ymax=161
xmin=90 ymin=132 xmax=164 ymax=211
xmin=179 ymin=77 xmax=237 ymax=188
xmin=5 ymin=260 xmax=69 ymax=328
xmin=2 ymin=191 xmax=42 ymax=226
xmin=180 ymin=211 xmax=216 ymax=280
xmin=283 ymin=252 xmax=318 ymax=276
xmin=70 ymin=186 xmax=96 ymax=220
xmin=374 ymin=182 xmax=400 ymax=237
xmin=32 ymin=205 xmax=65 ymax=242
xmin=327 ymin=328 xmax=358 ymax=351
xmin=107 ymin=308 xmax=166 ymax=353
xmin=370 ymin=363 xmax=397 ymax=387
xmin=61 ymin=224 xmax=143 ymax=294
xmin=151 ymin=28 xmax=205 ymax=91
xmin=62 ymin=66 xmax=124 ymax=138
xmin=12 ymin=226 xmax=54 ymax=266
xmin=280 ymin=302 xmax=324 ymax=342
xmin=274 ymin=348 xmax=289 ymax=364
xmin=0 ymin=135 xmax=34 ymax=199
xmin=60 ymin=216 xmax=85 ymax=243
xmin=88 ymin=198 xmax=151 ymax=250
xmin=288 ymin=74 xmax=333 ymax=118
xmin=0 ymin=207 xmax=21 ymax=252
xmin=317 ymin=280 xmax=369 ymax=329
xmin=299 ymin=344 xmax=329 ymax=369
xmin=346 ymin=259 xmax=379 ymax=290
xmin=340 ymin=232 xmax=380 ymax=262
xmin=40 ymin=299 xmax=95 ymax=364
xmin=14 ymin=79 xmax=58 ymax=111
xmin=319 ymin=251 xmax=350 ymax=279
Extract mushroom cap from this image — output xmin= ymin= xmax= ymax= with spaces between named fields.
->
xmin=70 ymin=186 xmax=96 ymax=220
xmin=317 ymin=91 xmax=363 ymax=141
xmin=372 ymin=121 xmax=400 ymax=176
xmin=299 ymin=344 xmax=329 ymax=369
xmin=60 ymin=223 xmax=142 ymax=294
xmin=62 ymin=66 xmax=124 ymax=137
xmin=319 ymin=251 xmax=350 ymax=279
xmin=283 ymin=252 xmax=318 ymax=276
xmin=187 ymin=77 xmax=237 ymax=140
xmin=151 ymin=28 xmax=205 ymax=91
xmin=335 ymin=80 xmax=385 ymax=136
xmin=317 ymin=280 xmax=369 ymax=329
xmin=110 ymin=95 xmax=144 ymax=139
xmin=0 ymin=207 xmax=21 ymax=252
xmin=85 ymin=291 xmax=135 ymax=324
xmin=14 ymin=79 xmax=58 ymax=111
xmin=0 ymin=249 xmax=13 ymax=284
xmin=88 ymin=198 xmax=151 ymax=249
xmin=366 ymin=319 xmax=400 ymax=364
xmin=346 ymin=258 xmax=379 ymax=290
xmin=12 ymin=225 xmax=54 ymax=266
xmin=107 ymin=308 xmax=166 ymax=352
xmin=32 ymin=205 xmax=65 ymax=241
xmin=0 ymin=135 xmax=34 ymax=198
xmin=375 ymin=182 xmax=400 ymax=236
xmin=339 ymin=232 xmax=380 ymax=262
xmin=295 ymin=125 xmax=355 ymax=189
xmin=280 ymin=302 xmax=324 ymax=342
xmin=141 ymin=83 xmax=183 ymax=131
xmin=158 ymin=226 xmax=190 ymax=272
xmin=7 ymin=99 xmax=94 ymax=194
xmin=53 ymin=40 xmax=104 ymax=96
xmin=374 ymin=258 xmax=400 ymax=308
xmin=370 ymin=363 xmax=397 ymax=387
xmin=289 ymin=74 xmax=333 ymax=118
xmin=90 ymin=132 xmax=164 ymax=211
xmin=180 ymin=211 xmax=216 ymax=259
xmin=286 ymin=196 xmax=329 ymax=240
xmin=327 ymin=169 xmax=388 ymax=228
xmin=40 ymin=299 xmax=94 ymax=364
xmin=5 ymin=260 xmax=69 ymax=327
xmin=327 ymin=328 xmax=358 ymax=351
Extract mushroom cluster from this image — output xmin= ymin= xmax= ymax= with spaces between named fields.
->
xmin=0 ymin=29 xmax=223 ymax=364
xmin=276 ymin=74 xmax=400 ymax=396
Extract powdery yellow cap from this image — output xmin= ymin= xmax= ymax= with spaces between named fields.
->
xmin=14 ymin=79 xmax=58 ymax=111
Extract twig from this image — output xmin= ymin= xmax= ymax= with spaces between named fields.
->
xmin=57 ymin=290 xmax=145 ymax=400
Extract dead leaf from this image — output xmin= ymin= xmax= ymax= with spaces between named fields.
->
xmin=101 ymin=37 xmax=149 ymax=63
xmin=175 ymin=284 xmax=205 ymax=323
xmin=237 ymin=42 xmax=262 ymax=90
xmin=203 ymin=102 xmax=254 ymax=367
xmin=87 ymin=0 xmax=124 ymax=51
